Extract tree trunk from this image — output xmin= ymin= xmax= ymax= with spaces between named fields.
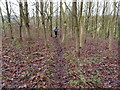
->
xmin=118 ymin=2 xmax=120 ymax=57
xmin=72 ymin=0 xmax=80 ymax=57
xmin=95 ymin=2 xmax=99 ymax=38
xmin=50 ymin=1 xmax=53 ymax=37
xmin=40 ymin=1 xmax=48 ymax=48
xmin=32 ymin=9 xmax=35 ymax=25
xmin=79 ymin=1 xmax=83 ymax=48
xmin=64 ymin=21 xmax=67 ymax=43
xmin=0 ymin=7 xmax=6 ymax=37
xmin=56 ymin=2 xmax=58 ymax=28
xmin=61 ymin=3 xmax=67 ymax=43
xmin=109 ymin=1 xmax=116 ymax=51
xmin=84 ymin=2 xmax=92 ymax=43
xmin=36 ymin=0 xmax=40 ymax=29
xmin=5 ymin=0 xmax=13 ymax=39
xmin=19 ymin=0 xmax=23 ymax=41
xmin=91 ymin=4 xmax=94 ymax=38
xmin=101 ymin=1 xmax=107 ymax=38
xmin=72 ymin=2 xmax=75 ymax=37
xmin=60 ymin=0 xmax=62 ymax=38
xmin=24 ymin=0 xmax=31 ymax=41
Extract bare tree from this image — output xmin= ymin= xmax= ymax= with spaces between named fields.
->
xmin=36 ymin=0 xmax=40 ymax=28
xmin=50 ymin=0 xmax=53 ymax=37
xmin=84 ymin=2 xmax=92 ymax=43
xmin=61 ymin=1 xmax=67 ymax=43
xmin=19 ymin=0 xmax=23 ymax=41
xmin=79 ymin=0 xmax=84 ymax=48
xmin=109 ymin=1 xmax=117 ymax=51
xmin=101 ymin=1 xmax=107 ymax=38
xmin=23 ymin=0 xmax=32 ymax=41
xmin=0 ymin=7 xmax=6 ymax=37
xmin=59 ymin=0 xmax=62 ymax=38
xmin=56 ymin=2 xmax=58 ymax=28
xmin=72 ymin=0 xmax=80 ymax=57
xmin=95 ymin=2 xmax=99 ymax=38
xmin=5 ymin=0 xmax=13 ymax=39
xmin=32 ymin=9 xmax=35 ymax=25
xmin=40 ymin=0 xmax=48 ymax=48
xmin=118 ymin=1 xmax=120 ymax=53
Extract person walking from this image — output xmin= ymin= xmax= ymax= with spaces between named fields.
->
xmin=54 ymin=27 xmax=59 ymax=37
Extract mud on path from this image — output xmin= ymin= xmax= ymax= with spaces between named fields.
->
xmin=48 ymin=37 xmax=69 ymax=88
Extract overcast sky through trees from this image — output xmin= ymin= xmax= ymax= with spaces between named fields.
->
xmin=0 ymin=0 xmax=119 ymax=17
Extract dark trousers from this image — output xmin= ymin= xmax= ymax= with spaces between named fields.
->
xmin=54 ymin=31 xmax=57 ymax=37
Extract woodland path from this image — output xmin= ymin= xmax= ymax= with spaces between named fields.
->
xmin=49 ymin=37 xmax=69 ymax=88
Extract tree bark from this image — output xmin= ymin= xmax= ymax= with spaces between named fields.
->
xmin=36 ymin=0 xmax=40 ymax=29
xmin=24 ymin=0 xmax=32 ymax=41
xmin=56 ymin=2 xmax=58 ymax=28
xmin=84 ymin=2 xmax=92 ymax=43
xmin=109 ymin=1 xmax=116 ymax=51
xmin=95 ymin=2 xmax=99 ymax=38
xmin=118 ymin=1 xmax=120 ymax=59
xmin=0 ymin=7 xmax=6 ymax=37
xmin=72 ymin=0 xmax=80 ymax=57
xmin=79 ymin=1 xmax=84 ymax=48
xmin=40 ymin=1 xmax=48 ymax=48
xmin=32 ymin=9 xmax=35 ymax=25
xmin=61 ymin=2 xmax=67 ymax=43
xmin=60 ymin=0 xmax=62 ymax=38
xmin=101 ymin=1 xmax=107 ymax=38
xmin=50 ymin=1 xmax=53 ymax=37
xmin=5 ymin=0 xmax=13 ymax=39
xmin=19 ymin=0 xmax=23 ymax=41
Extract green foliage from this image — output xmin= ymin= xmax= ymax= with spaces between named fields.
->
xmin=80 ymin=74 xmax=84 ymax=78
xmin=66 ymin=69 xmax=71 ymax=72
xmin=106 ymin=67 xmax=113 ymax=71
xmin=19 ymin=72 xmax=30 ymax=77
xmin=87 ymin=57 xmax=103 ymax=64
xmin=80 ymin=75 xmax=87 ymax=83
xmin=91 ymin=81 xmax=97 ymax=85
xmin=68 ymin=62 xmax=75 ymax=65
xmin=92 ymin=71 xmax=97 ymax=75
xmin=70 ymin=80 xmax=76 ymax=85
xmin=15 ymin=44 xmax=21 ymax=49
xmin=47 ymin=71 xmax=51 ymax=75
xmin=7 ymin=22 xmax=11 ymax=25
xmin=80 ymin=86 xmax=84 ymax=88
xmin=70 ymin=80 xmax=82 ymax=85
xmin=88 ymin=57 xmax=103 ymax=61
xmin=90 ymin=78 xmax=101 ymax=86
xmin=68 ymin=59 xmax=82 ymax=65
xmin=92 ymin=54 xmax=100 ymax=57
xmin=77 ymin=80 xmax=82 ymax=85
xmin=30 ymin=67 xmax=33 ymax=70
xmin=63 ymin=53 xmax=68 ymax=57
xmin=68 ymin=73 xmax=74 ymax=77
xmin=96 ymin=78 xmax=101 ymax=83
xmin=89 ymin=75 xmax=102 ymax=86
xmin=82 ymin=79 xmax=87 ymax=83
xmin=78 ymin=73 xmax=101 ymax=86
xmin=87 ymin=79 xmax=91 ymax=82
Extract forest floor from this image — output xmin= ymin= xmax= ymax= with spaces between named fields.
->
xmin=2 ymin=36 xmax=119 ymax=88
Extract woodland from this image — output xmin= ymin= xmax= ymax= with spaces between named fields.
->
xmin=0 ymin=0 xmax=120 ymax=88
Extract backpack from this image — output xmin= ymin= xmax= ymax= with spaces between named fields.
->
xmin=54 ymin=28 xmax=58 ymax=32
